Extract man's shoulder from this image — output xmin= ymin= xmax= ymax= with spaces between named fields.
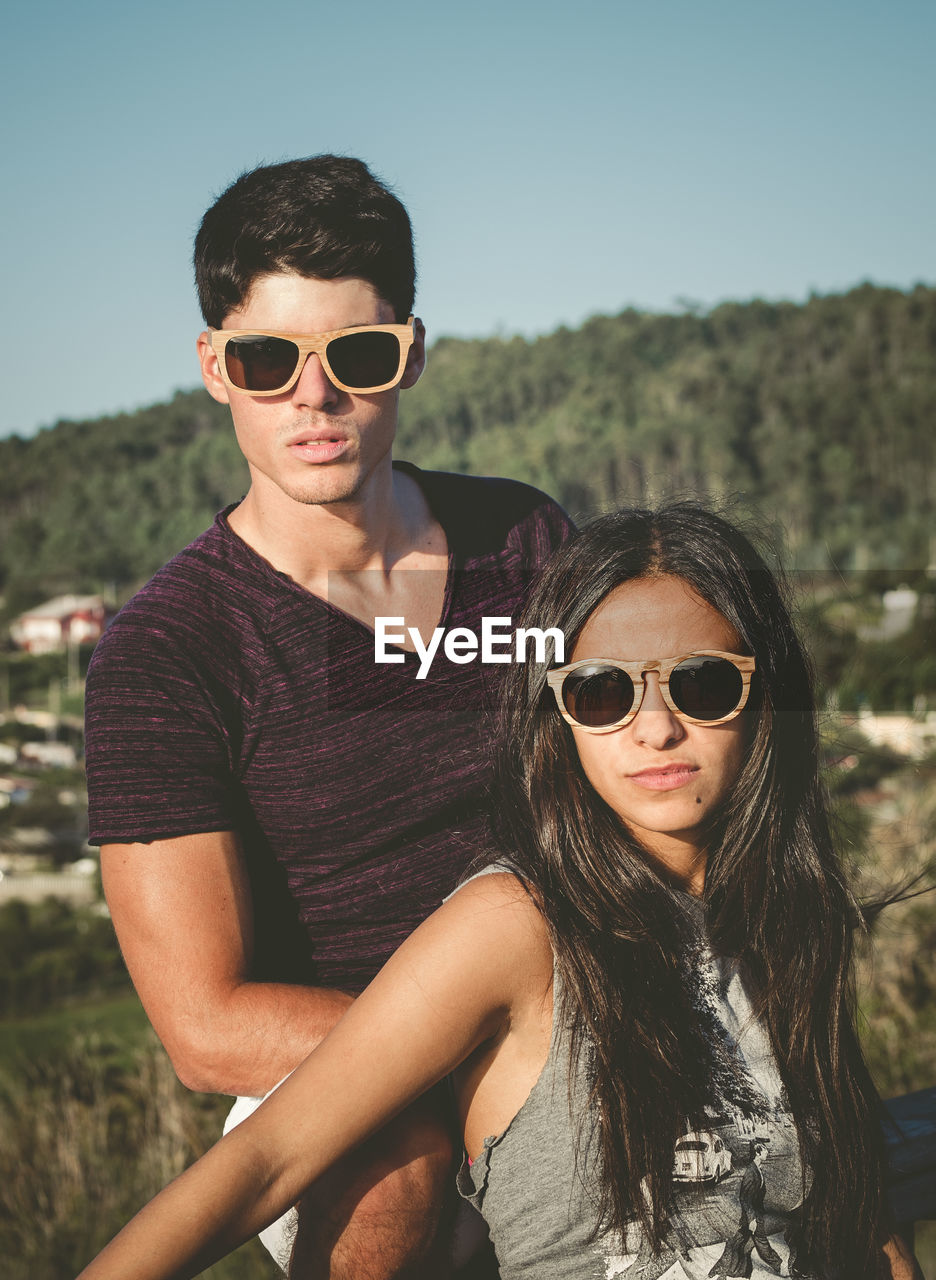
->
xmin=88 ymin=509 xmax=284 ymax=674
xmin=401 ymin=464 xmax=576 ymax=560
xmin=412 ymin=464 xmax=562 ymax=520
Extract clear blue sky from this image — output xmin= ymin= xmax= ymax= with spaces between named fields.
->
xmin=2 ymin=0 xmax=933 ymax=438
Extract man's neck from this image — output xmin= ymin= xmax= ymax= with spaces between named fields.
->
xmin=227 ymin=461 xmax=449 ymax=641
xmin=229 ymin=460 xmax=418 ymax=578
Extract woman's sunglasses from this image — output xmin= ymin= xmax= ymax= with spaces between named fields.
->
xmin=208 ymin=318 xmax=416 ymax=396
xmin=546 ymin=651 xmax=756 ymax=733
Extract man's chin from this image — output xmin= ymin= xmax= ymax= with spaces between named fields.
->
xmin=284 ymin=475 xmax=368 ymax=508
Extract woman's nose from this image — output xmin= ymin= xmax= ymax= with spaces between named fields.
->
xmin=630 ymin=673 xmax=685 ymax=749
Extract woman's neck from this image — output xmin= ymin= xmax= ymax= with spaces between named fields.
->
xmin=635 ymin=834 xmax=707 ymax=896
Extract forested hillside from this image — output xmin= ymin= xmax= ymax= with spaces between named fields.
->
xmin=399 ymin=283 xmax=935 ymax=565
xmin=2 ymin=283 xmax=933 ymax=619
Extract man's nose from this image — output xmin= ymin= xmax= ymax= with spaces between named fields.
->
xmin=291 ymin=352 xmax=340 ymax=409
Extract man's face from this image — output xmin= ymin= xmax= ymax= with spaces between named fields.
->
xmin=197 ymin=272 xmax=426 ymax=511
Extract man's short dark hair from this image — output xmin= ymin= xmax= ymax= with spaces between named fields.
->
xmin=194 ymin=155 xmax=416 ymax=327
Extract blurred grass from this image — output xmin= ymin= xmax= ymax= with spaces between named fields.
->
xmin=0 ymin=744 xmax=931 ymax=1277
xmin=0 ymin=1008 xmax=276 ymax=1279
xmin=0 ymin=991 xmax=148 ymax=1063
xmin=849 ymin=760 xmax=936 ymax=1099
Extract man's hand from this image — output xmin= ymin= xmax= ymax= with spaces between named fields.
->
xmin=884 ymin=1234 xmax=925 ymax=1280
xmin=102 ymin=831 xmax=352 ymax=1095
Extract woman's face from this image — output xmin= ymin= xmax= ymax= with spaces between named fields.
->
xmin=566 ymin=574 xmax=748 ymax=890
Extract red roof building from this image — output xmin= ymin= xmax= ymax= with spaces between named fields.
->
xmin=10 ymin=594 xmax=113 ymax=655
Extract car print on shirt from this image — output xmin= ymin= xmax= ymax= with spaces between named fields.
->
xmin=673 ymin=1130 xmax=733 ymax=1184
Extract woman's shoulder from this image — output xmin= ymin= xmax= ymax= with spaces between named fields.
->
xmin=363 ymin=867 xmax=552 ymax=1056
xmin=448 ymin=865 xmax=544 ymax=919
xmin=435 ymin=868 xmax=553 ymax=991
xmin=450 ymin=870 xmax=553 ymax=988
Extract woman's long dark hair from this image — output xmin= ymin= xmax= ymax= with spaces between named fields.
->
xmin=494 ymin=502 xmax=890 ymax=1276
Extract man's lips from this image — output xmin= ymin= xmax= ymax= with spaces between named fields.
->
xmin=286 ymin=432 xmax=349 ymax=461
xmin=627 ymin=765 xmax=699 ymax=791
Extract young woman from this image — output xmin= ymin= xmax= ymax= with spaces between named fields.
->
xmin=79 ymin=505 xmax=920 ymax=1280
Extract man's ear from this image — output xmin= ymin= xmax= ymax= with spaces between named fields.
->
xmin=399 ymin=318 xmax=427 ymax=390
xmin=197 ymin=331 xmax=232 ymax=405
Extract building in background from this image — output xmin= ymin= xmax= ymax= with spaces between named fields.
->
xmin=9 ymin=595 xmax=112 ymax=655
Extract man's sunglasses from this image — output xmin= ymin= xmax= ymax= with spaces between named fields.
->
xmin=208 ymin=318 xmax=416 ymax=396
xmin=546 ymin=651 xmax=756 ymax=733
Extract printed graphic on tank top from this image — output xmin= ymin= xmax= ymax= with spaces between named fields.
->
xmin=458 ymin=920 xmax=821 ymax=1280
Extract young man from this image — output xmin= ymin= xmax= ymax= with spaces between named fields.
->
xmin=84 ymin=156 xmax=573 ymax=1277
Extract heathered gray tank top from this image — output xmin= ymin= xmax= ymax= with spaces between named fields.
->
xmin=456 ymin=906 xmax=817 ymax=1278
xmin=456 ymin=972 xmax=610 ymax=1278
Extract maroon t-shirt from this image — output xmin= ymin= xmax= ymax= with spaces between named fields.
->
xmin=85 ymin=465 xmax=573 ymax=992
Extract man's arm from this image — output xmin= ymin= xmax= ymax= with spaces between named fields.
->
xmin=883 ymin=1235 xmax=925 ymax=1280
xmin=102 ymin=831 xmax=352 ymax=1096
xmin=78 ymin=873 xmax=546 ymax=1280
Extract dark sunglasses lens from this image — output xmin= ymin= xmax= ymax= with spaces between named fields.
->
xmin=326 ymin=331 xmax=402 ymax=389
xmin=669 ymin=656 xmax=743 ymax=721
xmin=224 ymin=336 xmax=300 ymax=392
xmin=562 ymin=666 xmax=635 ymax=727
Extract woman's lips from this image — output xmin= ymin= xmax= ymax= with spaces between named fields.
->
xmin=627 ymin=765 xmax=699 ymax=791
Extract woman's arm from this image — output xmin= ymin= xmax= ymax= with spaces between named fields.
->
xmin=77 ymin=873 xmax=549 ymax=1280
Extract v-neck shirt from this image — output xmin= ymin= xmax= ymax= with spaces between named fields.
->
xmin=85 ymin=465 xmax=574 ymax=991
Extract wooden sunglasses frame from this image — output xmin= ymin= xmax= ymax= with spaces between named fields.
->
xmin=208 ymin=317 xmax=416 ymax=396
xmin=546 ymin=650 xmax=757 ymax=733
